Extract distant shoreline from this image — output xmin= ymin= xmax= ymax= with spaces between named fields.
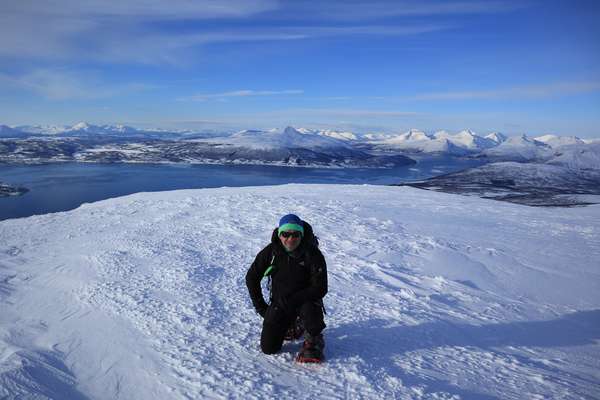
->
xmin=397 ymin=162 xmax=600 ymax=207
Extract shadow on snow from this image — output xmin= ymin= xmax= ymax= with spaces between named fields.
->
xmin=327 ymin=309 xmax=600 ymax=399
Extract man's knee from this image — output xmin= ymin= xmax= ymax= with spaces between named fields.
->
xmin=261 ymin=321 xmax=285 ymax=354
xmin=298 ymin=300 xmax=326 ymax=335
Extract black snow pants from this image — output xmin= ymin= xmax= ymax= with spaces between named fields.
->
xmin=260 ymin=300 xmax=325 ymax=354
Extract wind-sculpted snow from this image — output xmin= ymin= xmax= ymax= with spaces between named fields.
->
xmin=1 ymin=185 xmax=599 ymax=399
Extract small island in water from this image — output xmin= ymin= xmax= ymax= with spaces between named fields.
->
xmin=0 ymin=182 xmax=28 ymax=197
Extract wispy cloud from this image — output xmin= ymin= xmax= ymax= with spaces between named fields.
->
xmin=309 ymin=109 xmax=419 ymax=117
xmin=3 ymin=1 xmax=277 ymax=20
xmin=0 ymin=0 xmax=276 ymax=63
xmin=0 ymin=23 xmax=451 ymax=65
xmin=260 ymin=108 xmax=420 ymax=118
xmin=0 ymin=69 xmax=154 ymax=100
xmin=409 ymin=82 xmax=600 ymax=101
xmin=284 ymin=1 xmax=525 ymax=20
xmin=181 ymin=89 xmax=304 ymax=101
xmin=0 ymin=1 xmax=456 ymax=65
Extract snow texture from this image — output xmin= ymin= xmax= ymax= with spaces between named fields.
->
xmin=1 ymin=185 xmax=599 ymax=399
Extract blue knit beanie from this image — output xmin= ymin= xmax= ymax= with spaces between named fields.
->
xmin=278 ymin=214 xmax=304 ymax=236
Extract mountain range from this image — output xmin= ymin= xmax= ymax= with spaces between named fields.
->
xmin=402 ymin=141 xmax=600 ymax=206
xmin=1 ymin=122 xmax=598 ymax=167
xmin=0 ymin=124 xmax=414 ymax=168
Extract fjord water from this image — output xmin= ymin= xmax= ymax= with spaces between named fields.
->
xmin=0 ymin=157 xmax=484 ymax=221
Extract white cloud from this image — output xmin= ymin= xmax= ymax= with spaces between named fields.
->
xmin=2 ymin=1 xmax=277 ymax=20
xmin=0 ymin=0 xmax=278 ymax=63
xmin=309 ymin=109 xmax=419 ymax=117
xmin=182 ymin=90 xmax=304 ymax=101
xmin=0 ymin=69 xmax=154 ymax=100
xmin=256 ymin=108 xmax=420 ymax=119
xmin=0 ymin=1 xmax=457 ymax=65
xmin=286 ymin=1 xmax=524 ymax=20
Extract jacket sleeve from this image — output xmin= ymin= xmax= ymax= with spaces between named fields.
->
xmin=245 ymin=245 xmax=272 ymax=313
xmin=289 ymin=249 xmax=328 ymax=307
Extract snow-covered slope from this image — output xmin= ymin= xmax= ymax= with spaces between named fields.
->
xmin=296 ymin=128 xmax=359 ymax=141
xmin=433 ymin=129 xmax=496 ymax=151
xmin=370 ymin=129 xmax=463 ymax=155
xmin=547 ymin=141 xmax=600 ymax=170
xmin=485 ymin=132 xmax=508 ymax=144
xmin=208 ymin=126 xmax=351 ymax=150
xmin=0 ymin=125 xmax=28 ymax=139
xmin=535 ymin=134 xmax=585 ymax=148
xmin=583 ymin=138 xmax=600 ymax=144
xmin=378 ymin=129 xmax=431 ymax=145
xmin=1 ymin=185 xmax=599 ymax=399
xmin=15 ymin=124 xmax=68 ymax=135
xmin=15 ymin=122 xmax=196 ymax=139
xmin=479 ymin=134 xmax=553 ymax=162
xmin=371 ymin=129 xmax=496 ymax=155
xmin=189 ymin=126 xmax=414 ymax=167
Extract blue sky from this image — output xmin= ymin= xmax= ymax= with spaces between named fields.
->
xmin=1 ymin=0 xmax=599 ymax=137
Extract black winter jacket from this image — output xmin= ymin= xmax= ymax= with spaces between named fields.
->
xmin=245 ymin=222 xmax=328 ymax=315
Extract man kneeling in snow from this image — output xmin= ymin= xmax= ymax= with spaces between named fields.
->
xmin=245 ymin=214 xmax=328 ymax=363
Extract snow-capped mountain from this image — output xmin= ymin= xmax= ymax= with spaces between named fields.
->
xmin=534 ymin=134 xmax=585 ymax=148
xmin=479 ymin=134 xmax=553 ymax=162
xmin=15 ymin=124 xmax=70 ymax=135
xmin=370 ymin=129 xmax=495 ymax=155
xmin=433 ymin=129 xmax=497 ymax=151
xmin=15 ymin=122 xmax=191 ymax=139
xmin=547 ymin=142 xmax=600 ymax=171
xmin=485 ymin=132 xmax=508 ymax=144
xmin=296 ymin=127 xmax=359 ymax=141
xmin=391 ymin=128 xmax=431 ymax=143
xmin=583 ymin=138 xmax=600 ymax=144
xmin=0 ymin=125 xmax=414 ymax=168
xmin=0 ymin=125 xmax=29 ymax=139
xmin=59 ymin=122 xmax=142 ymax=137
xmin=3 ymin=122 xmax=600 ymax=166
xmin=371 ymin=129 xmax=441 ymax=153
xmin=406 ymin=157 xmax=600 ymax=206
xmin=192 ymin=126 xmax=414 ymax=167
xmin=211 ymin=126 xmax=352 ymax=150
xmin=405 ymin=137 xmax=600 ymax=206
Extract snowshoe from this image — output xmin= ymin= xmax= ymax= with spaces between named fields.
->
xmin=284 ymin=316 xmax=305 ymax=341
xmin=296 ymin=333 xmax=324 ymax=363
